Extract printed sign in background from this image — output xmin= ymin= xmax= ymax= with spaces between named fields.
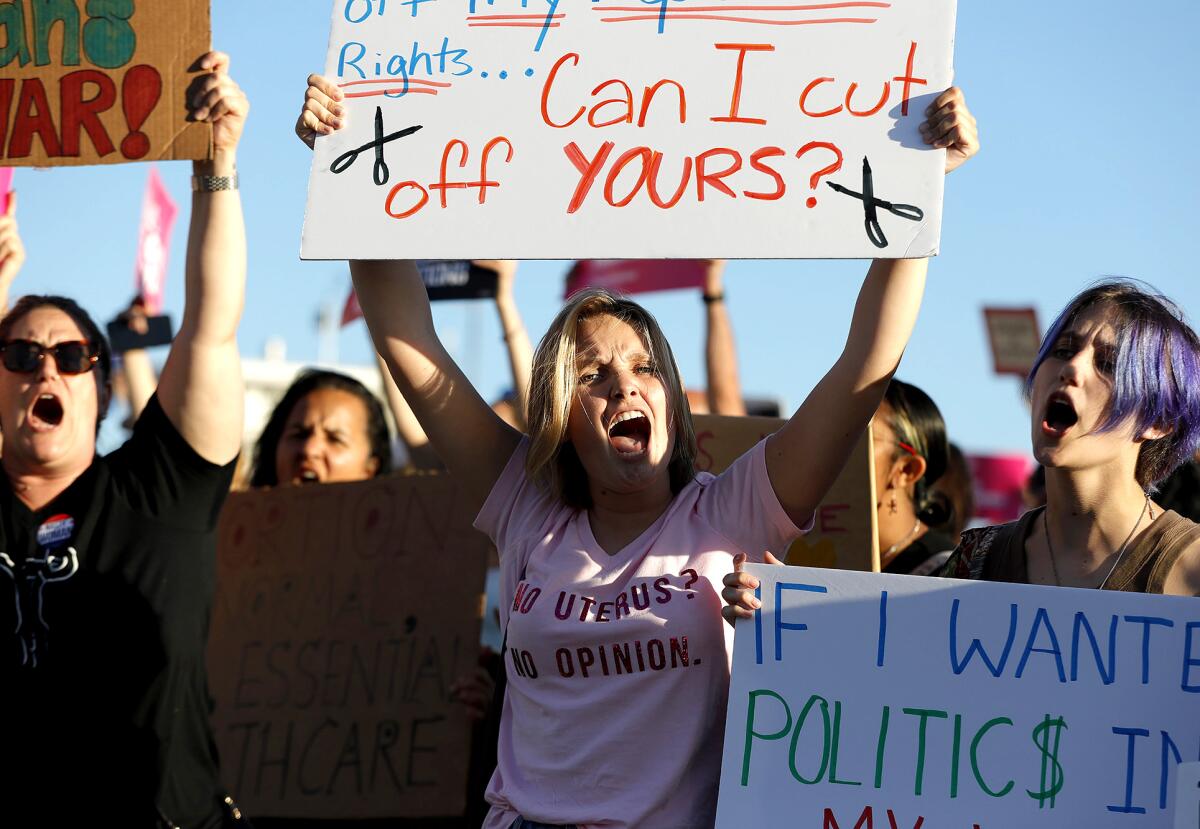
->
xmin=207 ymin=475 xmax=489 ymax=819
xmin=692 ymin=415 xmax=878 ymax=571
xmin=983 ymin=307 xmax=1042 ymax=377
xmin=0 ymin=0 xmax=211 ymax=166
xmin=717 ymin=565 xmax=1200 ymax=828
xmin=302 ymin=0 xmax=956 ymax=259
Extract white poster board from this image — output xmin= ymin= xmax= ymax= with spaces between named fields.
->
xmin=717 ymin=565 xmax=1200 ymax=828
xmin=302 ymin=0 xmax=956 ymax=259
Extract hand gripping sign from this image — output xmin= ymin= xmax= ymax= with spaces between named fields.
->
xmin=301 ymin=0 xmax=956 ymax=259
xmin=717 ymin=565 xmax=1200 ymax=828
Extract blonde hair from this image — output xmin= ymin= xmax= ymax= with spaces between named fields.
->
xmin=526 ymin=289 xmax=697 ymax=508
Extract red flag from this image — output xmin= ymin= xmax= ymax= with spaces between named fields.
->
xmin=565 ymin=260 xmax=708 ymax=299
xmin=134 ymin=166 xmax=178 ymax=315
xmin=341 ymin=286 xmax=363 ymax=326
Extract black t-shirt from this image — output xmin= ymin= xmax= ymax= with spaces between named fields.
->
xmin=0 ymin=395 xmax=236 ymax=828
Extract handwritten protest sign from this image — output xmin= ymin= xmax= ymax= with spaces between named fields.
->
xmin=717 ymin=565 xmax=1200 ymax=828
xmin=207 ymin=474 xmax=489 ymax=819
xmin=0 ymin=0 xmax=210 ymax=166
xmin=693 ymin=414 xmax=877 ymax=570
xmin=301 ymin=0 xmax=956 ymax=259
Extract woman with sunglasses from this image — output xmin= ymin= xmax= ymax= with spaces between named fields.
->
xmin=0 ymin=52 xmax=251 ymax=828
xmin=939 ymin=281 xmax=1200 ymax=595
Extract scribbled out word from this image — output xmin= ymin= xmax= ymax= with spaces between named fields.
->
xmin=338 ymin=38 xmax=472 ymax=86
xmin=383 ymin=137 xmax=515 ymax=220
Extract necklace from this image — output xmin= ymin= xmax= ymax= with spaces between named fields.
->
xmin=884 ymin=520 xmax=922 ymax=562
xmin=1043 ymin=494 xmax=1151 ymax=589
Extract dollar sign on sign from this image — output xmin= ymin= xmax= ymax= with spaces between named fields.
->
xmin=1027 ymin=714 xmax=1067 ymax=808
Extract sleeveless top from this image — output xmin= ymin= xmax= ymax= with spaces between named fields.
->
xmin=938 ymin=506 xmax=1200 ymax=593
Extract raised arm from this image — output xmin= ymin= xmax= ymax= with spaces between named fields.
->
xmin=374 ymin=349 xmax=442 ymax=470
xmin=300 ymin=75 xmax=520 ymax=506
xmin=156 ymin=52 xmax=248 ymax=465
xmin=765 ymin=86 xmax=978 ymax=528
xmin=484 ymin=260 xmax=532 ymax=427
xmin=352 ymin=260 xmax=520 ymax=508
xmin=702 ymin=260 xmax=746 ymax=416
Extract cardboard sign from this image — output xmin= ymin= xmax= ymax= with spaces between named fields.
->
xmin=565 ymin=259 xmax=707 ymax=298
xmin=301 ymin=0 xmax=956 ymax=259
xmin=692 ymin=414 xmax=877 ymax=571
xmin=207 ymin=474 xmax=489 ymax=819
xmin=984 ymin=307 xmax=1042 ymax=377
xmin=0 ymin=0 xmax=210 ymax=166
xmin=717 ymin=565 xmax=1200 ymax=828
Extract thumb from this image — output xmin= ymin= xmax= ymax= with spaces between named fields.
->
xmin=764 ymin=550 xmax=785 ymax=566
xmin=732 ymin=552 xmax=747 ymax=572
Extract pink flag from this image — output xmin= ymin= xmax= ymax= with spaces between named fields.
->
xmin=565 ymin=260 xmax=708 ymax=299
xmin=0 ymin=168 xmax=12 ymax=214
xmin=968 ymin=453 xmax=1035 ymax=524
xmin=134 ymin=166 xmax=178 ymax=315
xmin=341 ymin=287 xmax=363 ymax=326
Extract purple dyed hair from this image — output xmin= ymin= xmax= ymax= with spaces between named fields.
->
xmin=1025 ymin=279 xmax=1200 ymax=488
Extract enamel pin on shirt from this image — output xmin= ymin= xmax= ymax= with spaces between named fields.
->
xmin=827 ymin=156 xmax=925 ymax=249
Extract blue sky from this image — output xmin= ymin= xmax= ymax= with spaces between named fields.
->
xmin=9 ymin=0 xmax=1200 ymax=456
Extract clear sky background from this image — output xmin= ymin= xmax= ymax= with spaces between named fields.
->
xmin=8 ymin=0 xmax=1199 ymax=458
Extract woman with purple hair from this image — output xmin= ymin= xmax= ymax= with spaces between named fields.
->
xmin=940 ymin=280 xmax=1200 ymax=594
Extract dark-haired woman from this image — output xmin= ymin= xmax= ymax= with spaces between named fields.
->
xmin=0 ymin=53 xmax=250 ymax=826
xmin=940 ymin=280 xmax=1200 ymax=595
xmin=249 ymin=368 xmax=392 ymax=487
xmin=873 ymin=379 xmax=955 ymax=575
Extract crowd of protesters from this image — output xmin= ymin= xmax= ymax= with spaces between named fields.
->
xmin=1 ymin=51 xmax=1198 ymax=829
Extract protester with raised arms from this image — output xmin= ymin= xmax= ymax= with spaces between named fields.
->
xmin=939 ymin=281 xmax=1200 ymax=594
xmin=0 ymin=52 xmax=249 ymax=827
xmin=299 ymin=76 xmax=975 ymax=829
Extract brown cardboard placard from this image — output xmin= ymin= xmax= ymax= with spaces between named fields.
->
xmin=692 ymin=414 xmax=878 ymax=572
xmin=0 ymin=0 xmax=211 ymax=166
xmin=983 ymin=307 xmax=1042 ymax=377
xmin=207 ymin=474 xmax=489 ymax=819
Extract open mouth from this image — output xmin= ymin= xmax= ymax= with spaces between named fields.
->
xmin=30 ymin=394 xmax=64 ymax=428
xmin=293 ymin=467 xmax=322 ymax=485
xmin=608 ymin=410 xmax=651 ymax=456
xmin=1041 ymin=393 xmax=1079 ymax=438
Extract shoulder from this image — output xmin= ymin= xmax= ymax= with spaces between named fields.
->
xmin=938 ymin=521 xmax=1017 ymax=580
xmin=1156 ymin=512 xmax=1200 ymax=596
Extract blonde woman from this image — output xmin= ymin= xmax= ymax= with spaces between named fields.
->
xmin=298 ymin=78 xmax=976 ymax=829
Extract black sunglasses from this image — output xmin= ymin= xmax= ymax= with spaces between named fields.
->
xmin=0 ymin=339 xmax=99 ymax=375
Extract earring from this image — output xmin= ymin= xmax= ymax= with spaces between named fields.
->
xmin=888 ymin=496 xmax=898 ymax=515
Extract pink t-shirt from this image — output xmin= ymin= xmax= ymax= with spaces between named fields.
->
xmin=475 ymin=438 xmax=806 ymax=829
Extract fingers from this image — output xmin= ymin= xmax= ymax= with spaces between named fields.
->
xmin=5 ymin=190 xmax=15 ymax=218
xmin=918 ymin=86 xmax=978 ymax=173
xmin=449 ymin=667 xmax=496 ymax=721
xmin=190 ymin=74 xmax=247 ymax=122
xmin=764 ymin=550 xmax=784 ymax=565
xmin=196 ymin=50 xmax=230 ymax=75
xmin=721 ymin=558 xmax=761 ymax=626
xmin=296 ymin=76 xmax=347 ymax=148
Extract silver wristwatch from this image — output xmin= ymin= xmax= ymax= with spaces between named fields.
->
xmin=192 ymin=171 xmax=239 ymax=192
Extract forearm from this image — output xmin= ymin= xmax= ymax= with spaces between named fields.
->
xmin=835 ymin=257 xmax=927 ymax=397
xmin=705 ymin=299 xmax=746 ymax=416
xmin=181 ymin=149 xmax=245 ymax=346
xmin=494 ymin=291 xmax=532 ymax=423
xmin=375 ymin=350 xmax=434 ymax=456
xmin=121 ymin=349 xmax=157 ymax=421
